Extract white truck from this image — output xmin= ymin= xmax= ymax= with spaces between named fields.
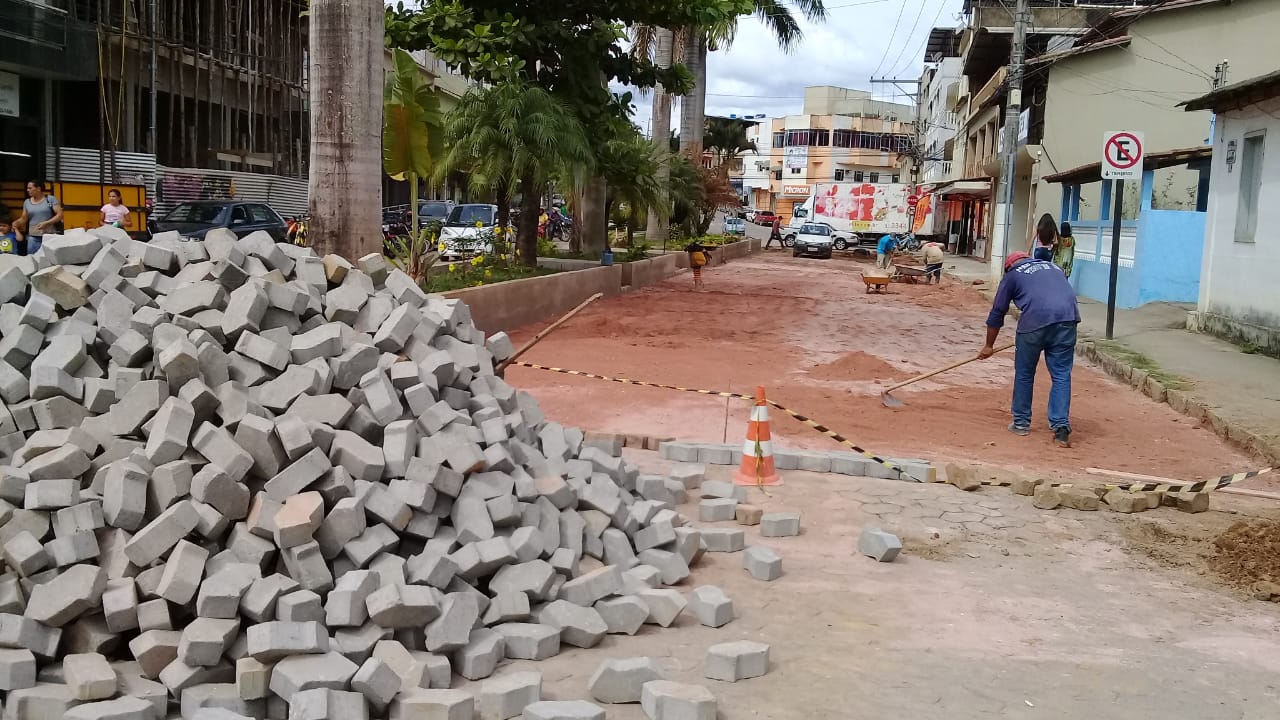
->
xmin=785 ymin=182 xmax=913 ymax=250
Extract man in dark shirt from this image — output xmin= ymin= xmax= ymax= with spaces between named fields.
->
xmin=765 ymin=217 xmax=784 ymax=249
xmin=979 ymin=251 xmax=1081 ymax=447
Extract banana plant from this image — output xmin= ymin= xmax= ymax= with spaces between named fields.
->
xmin=383 ymin=48 xmax=445 ymax=282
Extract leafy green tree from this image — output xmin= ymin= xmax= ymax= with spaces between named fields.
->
xmin=435 ymin=82 xmax=592 ymax=266
xmin=385 ymin=0 xmax=752 ymax=255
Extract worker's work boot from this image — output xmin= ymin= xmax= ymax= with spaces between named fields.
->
xmin=1053 ymin=427 xmax=1072 ymax=448
xmin=1007 ymin=422 xmax=1030 ymax=436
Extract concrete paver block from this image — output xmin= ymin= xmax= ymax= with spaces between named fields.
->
xmin=760 ymin=511 xmax=801 ymax=537
xmin=698 ymin=498 xmax=737 ymax=522
xmin=638 ymin=589 xmax=686 ymax=627
xmin=393 ymin=689 xmax=474 ymax=720
xmin=857 ymin=528 xmax=902 ymax=563
xmin=351 ymin=656 xmax=401 ymax=710
xmin=704 ymin=640 xmax=769 ymax=682
xmin=267 ymin=651 xmax=359 ymax=698
xmin=640 ymin=680 xmax=716 ymax=720
xmin=688 ymin=585 xmax=733 ymax=628
xmin=453 ymin=627 xmax=506 ymax=681
xmin=493 ymin=623 xmax=560 ymax=661
xmin=522 ymin=700 xmax=605 ymax=720
xmin=478 ymin=670 xmax=541 ymax=720
xmin=700 ymin=528 xmax=745 ymax=553
xmin=594 ymin=595 xmax=649 ymax=636
xmin=589 ymin=657 xmax=663 ymax=704
xmin=64 ymin=652 xmax=117 ymax=700
xmin=742 ymin=545 xmax=783 ymax=581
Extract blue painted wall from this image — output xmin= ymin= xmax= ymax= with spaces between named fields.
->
xmin=1135 ymin=209 xmax=1204 ymax=305
xmin=1072 ymin=255 xmax=1139 ymax=308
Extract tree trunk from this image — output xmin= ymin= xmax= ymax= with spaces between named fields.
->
xmin=679 ymin=34 xmax=707 ymax=159
xmin=495 ymin=180 xmax=511 ymax=237
xmin=516 ymin=169 xmax=540 ymax=267
xmin=308 ymin=0 xmax=383 ymax=260
xmin=581 ymin=176 xmax=609 ymax=257
xmin=644 ymin=28 xmax=674 ymax=247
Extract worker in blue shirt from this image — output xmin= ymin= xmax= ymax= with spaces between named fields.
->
xmin=876 ymin=233 xmax=896 ymax=269
xmin=978 ymin=251 xmax=1081 ymax=447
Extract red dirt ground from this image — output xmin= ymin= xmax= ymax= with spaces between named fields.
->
xmin=506 ymin=254 xmax=1256 ymax=485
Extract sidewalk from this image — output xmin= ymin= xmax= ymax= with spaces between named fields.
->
xmin=941 ymin=250 xmax=1280 ymax=465
xmin=1076 ymin=300 xmax=1280 ymax=465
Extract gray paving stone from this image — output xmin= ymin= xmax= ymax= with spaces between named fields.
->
xmin=589 ymin=656 xmax=664 ymax=704
xmin=742 ymin=545 xmax=782 ymax=581
xmin=688 ymin=585 xmax=734 ymax=628
xmin=857 ymin=527 xmax=902 ymax=562
xmin=704 ymin=640 xmax=770 ymax=682
xmin=522 ymin=700 xmax=605 ymax=720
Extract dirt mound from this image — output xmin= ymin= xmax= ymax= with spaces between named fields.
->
xmin=808 ymin=351 xmax=907 ymax=381
xmin=1210 ymin=520 xmax=1280 ymax=591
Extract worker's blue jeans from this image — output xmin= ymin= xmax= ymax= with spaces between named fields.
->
xmin=1012 ymin=321 xmax=1078 ymax=431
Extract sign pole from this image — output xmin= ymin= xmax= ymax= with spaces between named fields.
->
xmin=1105 ymin=178 xmax=1123 ymax=340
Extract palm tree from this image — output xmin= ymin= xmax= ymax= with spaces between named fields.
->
xmin=308 ymin=0 xmax=384 ymax=260
xmin=435 ymin=82 xmax=592 ymax=266
xmin=599 ymin=128 xmax=669 ymax=246
xmin=703 ymin=116 xmax=757 ymax=167
xmin=676 ymin=0 xmax=828 ymax=155
xmin=641 ymin=27 xmax=676 ymax=247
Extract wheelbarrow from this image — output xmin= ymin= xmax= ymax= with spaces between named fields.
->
xmin=861 ymin=268 xmax=891 ymax=294
xmin=893 ymin=264 xmax=930 ymax=284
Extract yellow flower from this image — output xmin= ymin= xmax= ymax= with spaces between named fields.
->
xmin=448 ymin=263 xmax=456 ymax=272
xmin=474 ymin=221 xmax=483 ymax=228
xmin=438 ymin=242 xmax=446 ymax=253
xmin=484 ymin=269 xmax=492 ymax=278
xmin=473 ymin=280 xmax=483 ymax=287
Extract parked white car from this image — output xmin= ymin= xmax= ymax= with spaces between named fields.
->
xmin=439 ymin=203 xmax=509 ymax=259
xmin=791 ymin=223 xmax=834 ymax=259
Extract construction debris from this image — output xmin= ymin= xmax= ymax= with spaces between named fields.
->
xmin=0 ymin=230 xmax=746 ymax=719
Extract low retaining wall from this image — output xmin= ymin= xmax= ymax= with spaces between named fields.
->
xmin=456 ymin=240 xmax=758 ymax=333
xmin=622 ymin=254 xmax=680 ymax=288
xmin=445 ymin=264 xmax=622 ymax=333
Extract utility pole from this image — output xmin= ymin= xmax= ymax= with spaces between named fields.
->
xmin=996 ymin=0 xmax=1029 ymax=276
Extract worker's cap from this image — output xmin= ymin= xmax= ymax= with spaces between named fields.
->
xmin=1004 ymin=251 xmax=1031 ymax=272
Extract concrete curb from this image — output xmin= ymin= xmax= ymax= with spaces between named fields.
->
xmin=1076 ymin=338 xmax=1280 ymax=466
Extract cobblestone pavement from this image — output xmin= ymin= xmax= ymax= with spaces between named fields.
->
xmin=461 ymin=451 xmax=1280 ymax=720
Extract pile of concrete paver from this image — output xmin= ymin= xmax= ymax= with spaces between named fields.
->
xmin=0 ymin=227 xmax=778 ymax=720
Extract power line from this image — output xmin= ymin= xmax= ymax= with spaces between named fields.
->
xmin=887 ymin=0 xmax=951 ymax=79
xmin=868 ymin=0 xmax=911 ymax=82
xmin=882 ymin=0 xmax=936 ymax=79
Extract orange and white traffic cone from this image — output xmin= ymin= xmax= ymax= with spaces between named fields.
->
xmin=734 ymin=386 xmax=781 ymax=487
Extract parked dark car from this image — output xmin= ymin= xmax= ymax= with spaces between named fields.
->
xmin=150 ymin=200 xmax=289 ymax=242
xmin=418 ymin=200 xmax=452 ymax=224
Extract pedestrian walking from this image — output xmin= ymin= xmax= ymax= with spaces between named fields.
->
xmin=764 ymin=217 xmax=784 ymax=249
xmin=15 ymin=180 xmax=62 ymax=255
xmin=1032 ymin=213 xmax=1057 ymax=262
xmin=978 ymin=251 xmax=1081 ymax=447
xmin=686 ymin=239 xmax=711 ymax=290
xmin=1054 ymin=221 xmax=1076 ymax=278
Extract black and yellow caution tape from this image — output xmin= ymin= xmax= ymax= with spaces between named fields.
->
xmin=512 ymin=361 xmax=923 ymax=483
xmin=514 ymin=361 xmax=1276 ymax=496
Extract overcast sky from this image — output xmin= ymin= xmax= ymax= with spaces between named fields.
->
xmin=620 ymin=0 xmax=968 ymax=133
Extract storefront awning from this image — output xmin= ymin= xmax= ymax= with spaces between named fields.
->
xmin=933 ymin=179 xmax=991 ymax=197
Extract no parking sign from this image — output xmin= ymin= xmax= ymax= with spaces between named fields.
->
xmin=1102 ymin=131 xmax=1144 ymax=180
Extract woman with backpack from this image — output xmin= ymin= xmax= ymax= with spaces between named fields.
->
xmin=15 ymin=180 xmax=63 ymax=255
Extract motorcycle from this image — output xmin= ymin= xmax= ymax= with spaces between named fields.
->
xmin=286 ymin=215 xmax=310 ymax=247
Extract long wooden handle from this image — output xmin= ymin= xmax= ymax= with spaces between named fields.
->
xmin=883 ymin=343 xmax=1016 ymax=393
xmin=496 ymin=293 xmax=604 ymax=372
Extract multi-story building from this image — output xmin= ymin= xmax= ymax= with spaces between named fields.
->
xmin=730 ymin=86 xmax=915 ymax=223
xmin=916 ymin=34 xmax=963 ymax=186
xmin=950 ymin=0 xmax=1275 ymax=281
xmin=0 ymin=0 xmax=468 ymax=229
